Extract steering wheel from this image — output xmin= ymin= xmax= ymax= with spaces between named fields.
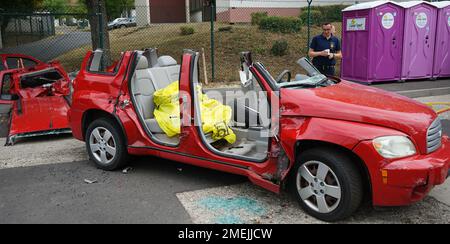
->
xmin=276 ymin=70 xmax=291 ymax=83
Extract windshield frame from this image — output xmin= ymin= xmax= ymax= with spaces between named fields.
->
xmin=254 ymin=57 xmax=335 ymax=90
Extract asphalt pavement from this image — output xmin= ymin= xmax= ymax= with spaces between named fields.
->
xmin=0 ymin=32 xmax=91 ymax=62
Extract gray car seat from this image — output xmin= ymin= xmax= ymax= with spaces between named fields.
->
xmin=131 ymin=56 xmax=165 ymax=134
xmin=148 ymin=56 xmax=180 ymax=89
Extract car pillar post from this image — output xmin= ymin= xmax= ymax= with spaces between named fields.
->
xmin=307 ymin=0 xmax=313 ymax=59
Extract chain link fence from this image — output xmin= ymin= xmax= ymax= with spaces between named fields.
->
xmin=1 ymin=0 xmax=368 ymax=84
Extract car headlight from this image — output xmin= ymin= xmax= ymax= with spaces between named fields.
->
xmin=372 ymin=136 xmax=417 ymax=159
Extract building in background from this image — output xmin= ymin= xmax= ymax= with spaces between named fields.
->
xmin=134 ymin=0 xmax=414 ymax=25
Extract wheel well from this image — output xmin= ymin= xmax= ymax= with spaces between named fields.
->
xmin=293 ymin=140 xmax=373 ymax=203
xmin=82 ymin=109 xmax=127 ymax=145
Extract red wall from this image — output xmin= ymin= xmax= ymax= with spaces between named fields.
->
xmin=150 ymin=0 xmax=186 ymax=23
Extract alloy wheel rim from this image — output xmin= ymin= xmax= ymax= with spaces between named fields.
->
xmin=296 ymin=161 xmax=342 ymax=214
xmin=89 ymin=127 xmax=116 ymax=165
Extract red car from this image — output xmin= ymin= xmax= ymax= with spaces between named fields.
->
xmin=69 ymin=49 xmax=449 ymax=222
xmin=0 ymin=54 xmax=72 ymax=145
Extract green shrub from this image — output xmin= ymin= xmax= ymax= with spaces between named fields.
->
xmin=259 ymin=16 xmax=302 ymax=33
xmin=300 ymin=4 xmax=349 ymax=23
xmin=271 ymin=40 xmax=288 ymax=56
xmin=299 ymin=10 xmax=323 ymax=26
xmin=180 ymin=26 xmax=194 ymax=35
xmin=251 ymin=12 xmax=268 ymax=26
xmin=218 ymin=26 xmax=233 ymax=32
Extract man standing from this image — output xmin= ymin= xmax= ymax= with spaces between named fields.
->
xmin=308 ymin=23 xmax=342 ymax=76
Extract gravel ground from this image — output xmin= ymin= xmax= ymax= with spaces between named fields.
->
xmin=0 ymin=135 xmax=86 ymax=169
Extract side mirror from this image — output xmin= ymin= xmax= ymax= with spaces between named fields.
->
xmin=0 ymin=94 xmax=19 ymax=101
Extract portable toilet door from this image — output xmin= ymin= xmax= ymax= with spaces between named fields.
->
xmin=431 ymin=1 xmax=450 ymax=78
xmin=399 ymin=1 xmax=438 ymax=80
xmin=341 ymin=1 xmax=404 ymax=84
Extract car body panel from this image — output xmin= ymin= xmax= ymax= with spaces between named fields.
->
xmin=280 ymin=81 xmax=437 ymax=154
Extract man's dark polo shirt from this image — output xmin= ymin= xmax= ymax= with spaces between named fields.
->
xmin=310 ymin=34 xmax=341 ymax=66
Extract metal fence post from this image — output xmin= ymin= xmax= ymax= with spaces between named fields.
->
xmin=210 ymin=0 xmax=216 ymax=82
xmin=98 ymin=2 xmax=104 ymax=50
xmin=307 ymin=0 xmax=313 ymax=59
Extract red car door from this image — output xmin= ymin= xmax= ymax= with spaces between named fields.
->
xmin=0 ymin=71 xmax=16 ymax=138
xmin=6 ymin=67 xmax=71 ymax=145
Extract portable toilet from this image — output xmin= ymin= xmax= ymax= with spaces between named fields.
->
xmin=341 ymin=1 xmax=405 ymax=84
xmin=430 ymin=1 xmax=450 ymax=78
xmin=399 ymin=1 xmax=438 ymax=80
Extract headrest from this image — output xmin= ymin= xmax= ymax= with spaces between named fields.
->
xmin=136 ymin=56 xmax=148 ymax=70
xmin=143 ymin=48 xmax=159 ymax=68
xmin=157 ymin=56 xmax=177 ymax=67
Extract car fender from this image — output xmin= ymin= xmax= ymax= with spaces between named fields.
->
xmin=280 ymin=117 xmax=407 ymax=177
xmin=70 ymin=89 xmax=117 ymax=140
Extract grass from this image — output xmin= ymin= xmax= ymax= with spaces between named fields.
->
xmin=55 ymin=22 xmax=342 ymax=85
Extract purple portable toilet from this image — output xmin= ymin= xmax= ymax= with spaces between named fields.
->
xmin=341 ymin=1 xmax=405 ymax=84
xmin=399 ymin=1 xmax=438 ymax=80
xmin=431 ymin=1 xmax=450 ymax=78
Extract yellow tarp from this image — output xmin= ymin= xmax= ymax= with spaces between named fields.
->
xmin=153 ymin=81 xmax=236 ymax=144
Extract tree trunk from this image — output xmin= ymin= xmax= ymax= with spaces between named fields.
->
xmin=85 ymin=0 xmax=112 ymax=66
xmin=0 ymin=16 xmax=11 ymax=46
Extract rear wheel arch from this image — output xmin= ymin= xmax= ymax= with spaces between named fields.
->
xmin=82 ymin=109 xmax=127 ymax=145
xmin=291 ymin=140 xmax=372 ymax=203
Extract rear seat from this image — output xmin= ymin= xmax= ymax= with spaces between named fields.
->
xmin=131 ymin=56 xmax=163 ymax=133
xmin=148 ymin=56 xmax=180 ymax=89
xmin=132 ymin=55 xmax=180 ymax=134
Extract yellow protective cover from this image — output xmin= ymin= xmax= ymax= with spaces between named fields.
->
xmin=153 ymin=81 xmax=236 ymax=144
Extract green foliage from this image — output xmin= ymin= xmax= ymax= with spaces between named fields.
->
xmin=105 ymin=0 xmax=134 ymax=20
xmin=271 ymin=40 xmax=288 ymax=56
xmin=259 ymin=16 xmax=302 ymax=33
xmin=0 ymin=0 xmax=43 ymax=12
xmin=42 ymin=0 xmax=67 ymax=13
xmin=218 ymin=26 xmax=233 ymax=32
xmin=299 ymin=10 xmax=323 ymax=26
xmin=251 ymin=12 xmax=268 ymax=26
xmin=180 ymin=26 xmax=195 ymax=36
xmin=300 ymin=5 xmax=350 ymax=23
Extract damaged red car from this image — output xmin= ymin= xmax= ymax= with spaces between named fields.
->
xmin=69 ymin=49 xmax=449 ymax=222
xmin=0 ymin=54 xmax=72 ymax=145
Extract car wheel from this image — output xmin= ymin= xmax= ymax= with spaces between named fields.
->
xmin=120 ymin=25 xmax=126 ymax=29
xmin=86 ymin=118 xmax=128 ymax=171
xmin=291 ymin=148 xmax=363 ymax=222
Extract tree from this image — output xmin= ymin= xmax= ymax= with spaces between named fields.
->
xmin=0 ymin=0 xmax=44 ymax=43
xmin=41 ymin=0 xmax=67 ymax=13
xmin=83 ymin=0 xmax=112 ymax=65
xmin=106 ymin=0 xmax=134 ymax=20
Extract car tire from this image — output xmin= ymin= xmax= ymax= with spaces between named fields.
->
xmin=290 ymin=148 xmax=363 ymax=222
xmin=85 ymin=118 xmax=128 ymax=171
xmin=120 ymin=25 xmax=126 ymax=29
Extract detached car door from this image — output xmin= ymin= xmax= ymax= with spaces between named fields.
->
xmin=7 ymin=68 xmax=71 ymax=145
xmin=0 ymin=71 xmax=16 ymax=138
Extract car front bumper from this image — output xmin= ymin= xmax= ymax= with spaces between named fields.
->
xmin=353 ymin=136 xmax=450 ymax=206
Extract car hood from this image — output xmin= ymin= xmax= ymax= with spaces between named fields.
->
xmin=280 ymin=80 xmax=437 ymax=147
